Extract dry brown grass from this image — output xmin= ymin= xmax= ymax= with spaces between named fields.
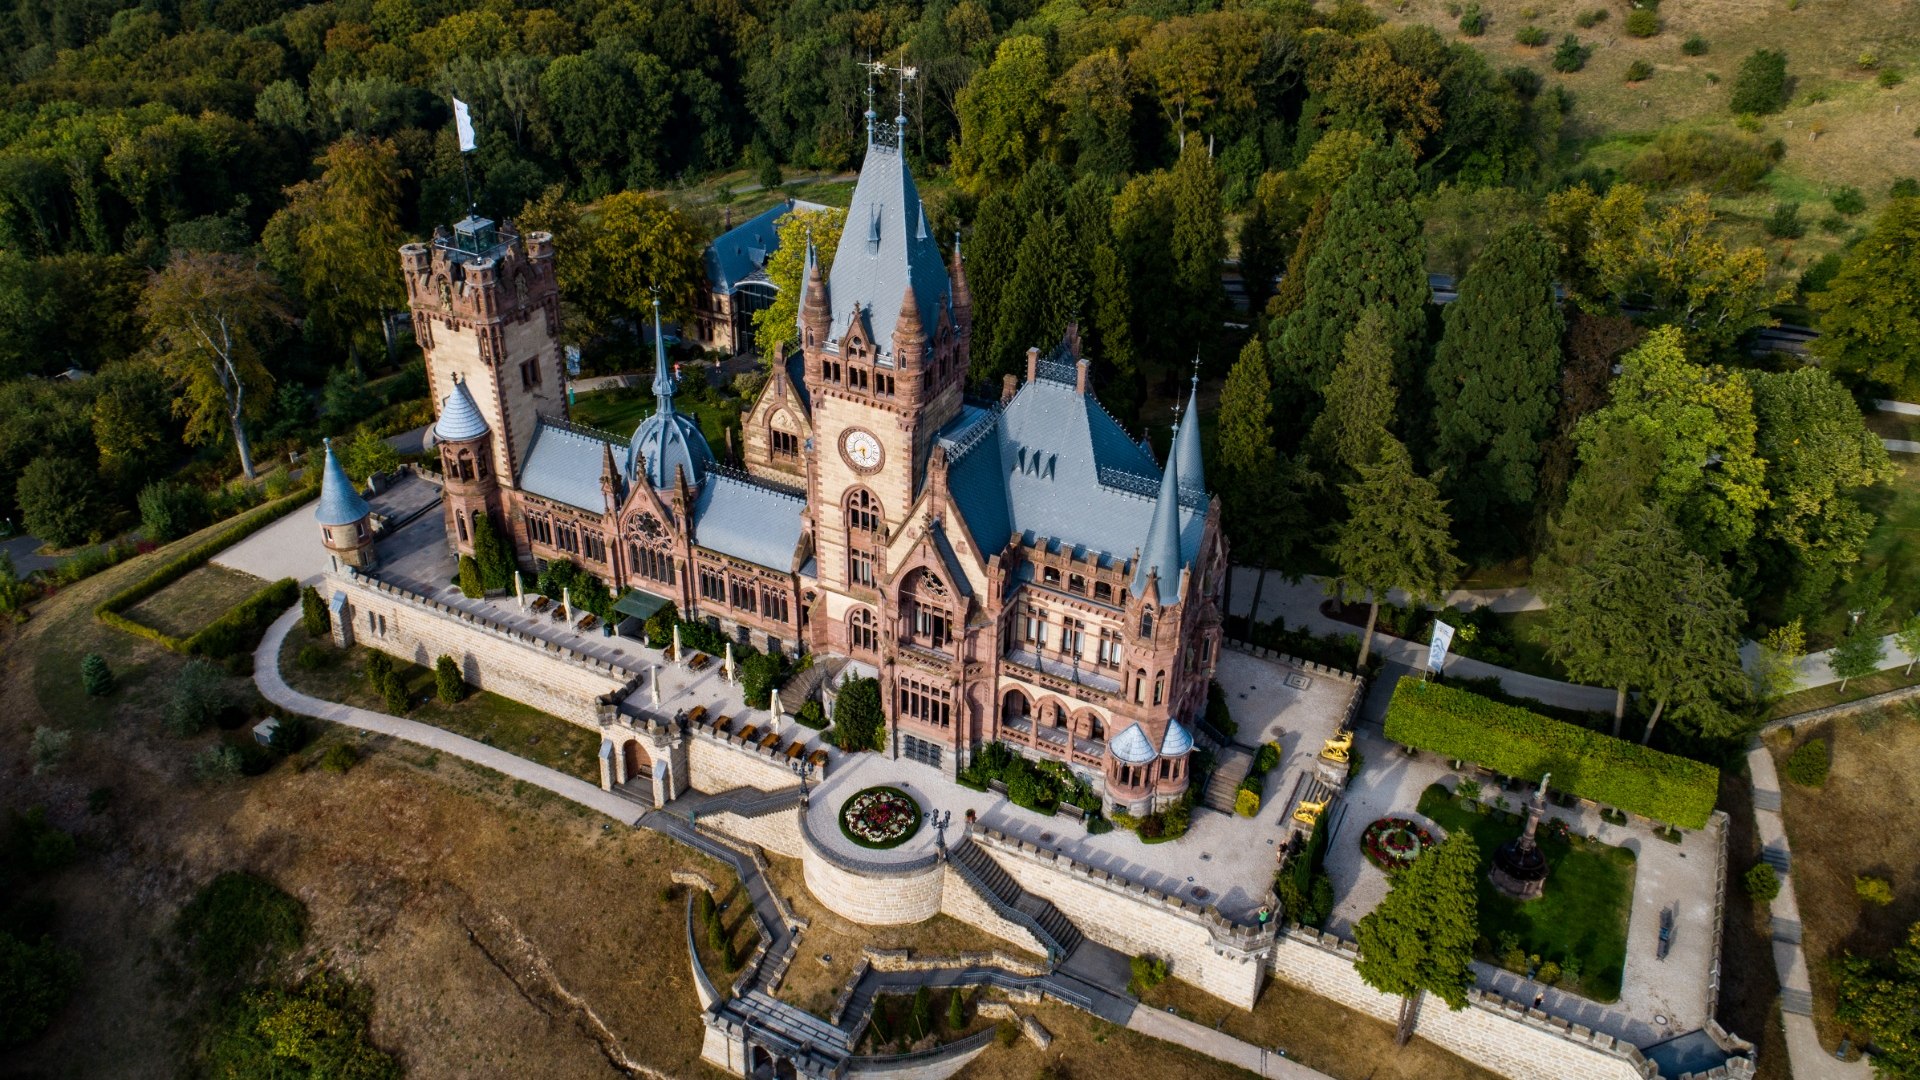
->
xmin=953 ymin=1001 xmax=1261 ymax=1080
xmin=1140 ymin=975 xmax=1503 ymax=1080
xmin=120 ymin=563 xmax=268 ymax=638
xmin=1770 ymin=708 xmax=1920 ymax=1054
xmin=761 ymin=853 xmax=1044 ymax=1017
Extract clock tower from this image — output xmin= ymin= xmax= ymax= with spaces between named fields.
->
xmin=797 ymin=88 xmax=970 ymax=651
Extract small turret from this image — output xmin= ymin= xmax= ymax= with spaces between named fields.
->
xmin=1173 ymin=371 xmax=1205 ymax=499
xmin=316 ymin=438 xmax=376 ymax=571
xmin=800 ymin=234 xmax=830 ymax=348
xmin=891 ymin=282 xmax=924 ymax=365
xmin=1130 ymin=420 xmax=1184 ymax=605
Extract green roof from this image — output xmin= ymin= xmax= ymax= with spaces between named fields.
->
xmin=613 ymin=589 xmax=673 ymax=621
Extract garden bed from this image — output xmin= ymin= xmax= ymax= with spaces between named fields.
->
xmin=838 ymin=786 xmax=922 ymax=850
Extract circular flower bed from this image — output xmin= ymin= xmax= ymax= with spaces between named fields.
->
xmin=1361 ymin=817 xmax=1434 ymax=871
xmin=839 ymin=786 xmax=923 ymax=850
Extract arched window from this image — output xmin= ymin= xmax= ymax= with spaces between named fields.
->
xmin=1153 ymin=671 xmax=1166 ymax=706
xmin=846 ymin=488 xmax=882 ymax=533
xmin=1087 ymin=716 xmax=1105 ymax=741
xmin=1139 ymin=609 xmax=1154 ymax=638
xmin=1134 ymin=669 xmax=1148 ymax=705
xmin=902 ymin=569 xmax=951 ymax=651
xmin=1001 ymin=689 xmax=1031 ymax=724
xmin=849 ymin=607 xmax=878 ymax=652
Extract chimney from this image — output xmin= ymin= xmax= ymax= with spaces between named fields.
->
xmin=1076 ymin=358 xmax=1090 ymax=396
xmin=1026 ymin=346 xmax=1040 ymax=383
xmin=1001 ymin=374 xmax=1018 ymax=404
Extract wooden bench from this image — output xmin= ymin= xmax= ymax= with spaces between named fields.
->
xmin=738 ymin=724 xmax=760 ymax=744
xmin=687 ymin=652 xmax=712 ymax=671
xmin=686 ymin=705 xmax=708 ymax=725
xmin=1055 ymin=803 xmax=1086 ymax=823
xmin=758 ymin=730 xmax=782 ymax=751
xmin=714 ymin=715 xmax=733 ymax=734
xmin=784 ymin=740 xmax=806 ymax=761
xmin=808 ymin=749 xmax=829 ymax=770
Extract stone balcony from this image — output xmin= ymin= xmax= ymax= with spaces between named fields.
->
xmin=1003 ymin=647 xmax=1123 ymax=697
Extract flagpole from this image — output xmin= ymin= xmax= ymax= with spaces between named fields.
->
xmin=452 ymin=97 xmax=478 ymax=217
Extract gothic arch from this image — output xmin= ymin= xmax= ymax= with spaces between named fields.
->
xmin=847 ymin=606 xmax=878 ymax=653
xmin=1073 ymin=708 xmax=1107 ymax=743
xmin=844 ymin=486 xmax=883 ymax=534
xmin=1000 ymin=687 xmax=1031 ymax=723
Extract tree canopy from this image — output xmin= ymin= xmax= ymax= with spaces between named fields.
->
xmin=1808 ymin=197 xmax=1920 ymax=391
xmin=1355 ymin=829 xmax=1481 ymax=1010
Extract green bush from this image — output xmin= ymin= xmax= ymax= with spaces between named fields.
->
xmin=1766 ymin=203 xmax=1805 ymax=238
xmin=1730 ymin=49 xmax=1790 ymax=115
xmin=1253 ymin=741 xmax=1281 ymax=774
xmin=740 ymin=651 xmax=786 ymax=709
xmin=192 ymin=744 xmax=246 ymax=782
xmin=174 ymin=870 xmax=307 ymax=986
xmin=909 ymin=985 xmax=933 ymax=1041
xmin=380 ymin=671 xmax=410 ymax=714
xmin=296 ymin=642 xmax=328 ymax=670
xmin=17 ymin=456 xmax=105 ymax=548
xmin=198 ymin=973 xmax=399 ymax=1079
xmin=1128 ymin=954 xmax=1168 ymax=995
xmin=536 ymin=558 xmax=615 ymax=621
xmin=1552 ymin=35 xmax=1591 ymax=73
xmin=138 ymin=480 xmax=210 ymax=542
xmin=1625 ymin=59 xmax=1654 ymax=82
xmin=81 ymin=653 xmax=113 ymax=696
xmin=300 ymin=585 xmax=329 ymax=637
xmin=365 ymin=649 xmax=393 ymax=686
xmin=1574 ymin=7 xmax=1606 ymax=27
xmin=319 ymin=743 xmax=358 ymax=773
xmin=795 ymin=700 xmax=828 ymax=730
xmin=1205 ymin=680 xmax=1237 ymax=739
xmin=1383 ymin=678 xmax=1719 ymax=828
xmin=1856 ymin=876 xmax=1894 ymax=905
xmin=1682 ymin=34 xmax=1708 ymax=55
xmin=946 ymin=986 xmax=965 ymax=1029
xmin=1893 ymin=177 xmax=1920 ymax=199
xmin=1880 ymin=67 xmax=1905 ymax=89
xmin=0 ymin=928 xmax=81 ymax=1048
xmin=1783 ymin=738 xmax=1829 ymax=787
xmin=1622 ymin=128 xmax=1782 ymax=193
xmin=470 ymin=514 xmax=515 ymax=591
xmin=1515 ymin=25 xmax=1548 ymax=46
xmin=1235 ymin=788 xmax=1261 ymax=817
xmin=1744 ymin=863 xmax=1781 ymax=902
xmin=643 ymin=603 xmax=678 ymax=648
xmin=435 ymin=655 xmax=465 ymax=703
xmin=1830 ymin=186 xmax=1867 ymax=216
xmin=1458 ymin=4 xmax=1485 ymax=35
xmin=1624 ymin=7 xmax=1659 ymax=35
xmin=165 ymin=659 xmax=229 ymax=737
xmin=458 ymin=555 xmax=484 ymax=599
xmin=831 ymin=677 xmax=886 ymax=752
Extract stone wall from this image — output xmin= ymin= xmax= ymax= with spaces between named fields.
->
xmin=701 ymin=808 xmax=806 ymax=861
xmin=1269 ymin=929 xmax=1658 ymax=1080
xmin=861 ymin=948 xmax=1048 ymax=977
xmin=796 ymin=812 xmax=945 ymax=926
xmin=970 ymin=829 xmax=1269 ymax=1009
xmin=936 ymin=864 xmax=1048 ymax=958
xmin=688 ymin=732 xmax=809 ymax=793
xmin=327 ymin=570 xmax=629 ymax=727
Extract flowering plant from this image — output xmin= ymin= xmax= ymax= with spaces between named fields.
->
xmin=1361 ymin=817 xmax=1434 ymax=871
xmin=839 ymin=786 xmax=923 ymax=849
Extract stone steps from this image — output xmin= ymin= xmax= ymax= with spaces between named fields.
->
xmin=949 ymin=839 xmax=1083 ymax=961
xmin=1771 ymin=917 xmax=1803 ymax=944
xmin=1761 ymin=845 xmax=1792 ymax=875
xmin=1203 ymin=748 xmax=1254 ymax=814
xmin=1752 ymin=787 xmax=1782 ymax=812
xmin=1780 ymin=987 xmax=1814 ymax=1016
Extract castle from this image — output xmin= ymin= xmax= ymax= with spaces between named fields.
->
xmin=385 ymin=105 xmax=1226 ymax=816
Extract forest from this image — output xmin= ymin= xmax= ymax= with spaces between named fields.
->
xmin=0 ymin=0 xmax=1916 ymax=743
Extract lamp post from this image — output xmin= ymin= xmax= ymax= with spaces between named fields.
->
xmin=789 ymin=755 xmax=815 ymax=806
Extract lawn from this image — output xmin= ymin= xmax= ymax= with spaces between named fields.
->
xmin=1416 ymin=784 xmax=1637 ymax=1002
xmin=1766 ymin=665 xmax=1920 ymax=720
xmin=1864 ymin=411 xmax=1920 ymax=445
xmin=1770 ymin=708 xmax=1920 ymax=1055
xmin=567 ymin=384 xmax=744 ymax=460
xmin=121 ymin=564 xmax=268 ymax=639
xmin=277 ymin=623 xmax=603 ymax=782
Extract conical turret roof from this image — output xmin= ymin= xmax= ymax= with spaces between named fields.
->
xmin=1174 ymin=373 xmax=1205 ymax=499
xmin=314 ymin=438 xmax=371 ymax=527
xmin=629 ymin=297 xmax=713 ymax=490
xmin=435 ymin=378 xmax=490 ymax=442
xmin=1129 ymin=419 xmax=1185 ymax=605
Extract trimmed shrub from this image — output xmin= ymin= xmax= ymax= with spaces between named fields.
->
xmin=301 ymin=585 xmax=329 ymax=637
xmin=434 ymin=655 xmax=464 ymax=703
xmin=1553 ymin=35 xmax=1591 ymax=73
xmin=1515 ymin=25 xmax=1548 ymax=46
xmin=1682 ymin=34 xmax=1709 ymax=56
xmin=795 ymin=700 xmax=828 ymax=730
xmin=946 ymin=987 xmax=965 ymax=1029
xmin=1574 ymin=7 xmax=1607 ymax=27
xmin=1625 ymin=60 xmax=1654 ymax=82
xmin=365 ymin=649 xmax=393 ymax=686
xmin=1624 ymin=7 xmax=1659 ymax=36
xmin=471 ymin=514 xmax=515 ymax=591
xmin=1856 ymin=876 xmax=1894 ymax=905
xmin=138 ymin=480 xmax=210 ymax=542
xmin=96 ymin=491 xmax=311 ymax=645
xmin=1744 ymin=863 xmax=1781 ymax=902
xmin=458 ymin=555 xmax=483 ymax=599
xmin=1783 ymin=739 xmax=1829 ymax=788
xmin=831 ymin=677 xmax=886 ymax=752
xmin=908 ymin=985 xmax=932 ymax=1041
xmin=1766 ymin=203 xmax=1805 ymax=238
xmin=1730 ymin=49 xmax=1790 ymax=115
xmin=165 ymin=660 xmax=228 ymax=737
xmin=187 ymin=578 xmax=298 ymax=658
xmin=1830 ymin=186 xmax=1867 ymax=216
xmin=1253 ymin=741 xmax=1281 ymax=774
xmin=319 ymin=743 xmax=357 ymax=773
xmin=1235 ymin=788 xmax=1261 ymax=817
xmin=1458 ymin=4 xmax=1486 ymax=35
xmin=1383 ymin=678 xmax=1719 ymax=828
xmin=81 ymin=653 xmax=113 ymax=696
xmin=381 ymin=671 xmax=410 ymax=714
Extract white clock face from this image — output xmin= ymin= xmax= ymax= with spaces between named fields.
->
xmin=844 ymin=429 xmax=883 ymax=470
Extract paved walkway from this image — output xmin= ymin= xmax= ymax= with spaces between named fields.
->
xmin=1127 ymin=1005 xmax=1332 ymax=1079
xmin=253 ymin=606 xmax=644 ymax=823
xmin=1745 ymin=740 xmax=1872 ymax=1080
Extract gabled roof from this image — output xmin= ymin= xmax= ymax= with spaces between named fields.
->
xmin=520 ymin=420 xmax=616 ymax=513
xmin=706 ymin=199 xmax=830 ymax=296
xmin=693 ymin=472 xmax=806 ymax=570
xmin=314 ymin=438 xmax=371 ymax=526
xmin=435 ymin=379 xmax=489 ymax=442
xmin=1110 ymin=723 xmax=1157 ymax=764
xmin=826 ymin=138 xmax=950 ymax=354
xmin=940 ymin=370 xmax=1205 ymax=578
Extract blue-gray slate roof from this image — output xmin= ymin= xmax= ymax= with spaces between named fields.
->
xmin=1174 ymin=376 xmax=1205 ymax=499
xmin=827 ymin=139 xmax=951 ymax=354
xmin=520 ymin=421 xmax=616 ymax=513
xmin=693 ymin=472 xmax=806 ymax=570
xmin=628 ymin=299 xmax=715 ymax=489
xmin=783 ymin=349 xmax=812 ymax=415
xmin=435 ymin=379 xmax=490 ymax=442
xmin=704 ymin=202 xmax=787 ymax=293
xmin=941 ymin=376 xmax=1204 ymax=585
xmin=1130 ymin=422 xmax=1186 ymax=606
xmin=1110 ymin=723 xmax=1157 ymax=764
xmin=314 ymin=438 xmax=371 ymax=526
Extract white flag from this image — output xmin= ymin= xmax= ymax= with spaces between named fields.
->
xmin=453 ymin=98 xmax=476 ymax=152
xmin=1428 ymin=620 xmax=1456 ymax=673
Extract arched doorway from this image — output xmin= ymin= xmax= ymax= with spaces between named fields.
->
xmin=622 ymin=740 xmax=651 ymax=782
xmin=749 ymin=1045 xmax=774 ymax=1079
xmin=774 ymin=1058 xmax=798 ymax=1080
xmin=1001 ymin=688 xmax=1031 ymax=729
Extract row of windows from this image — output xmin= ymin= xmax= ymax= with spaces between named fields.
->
xmin=698 ymin=566 xmax=792 ymax=623
xmin=629 ymin=544 xmax=675 ymax=585
xmin=818 ymin=360 xmax=895 ymax=397
xmin=771 ymin=430 xmax=800 ymax=459
xmin=897 ymin=676 xmax=951 ymax=728
xmin=1037 ymin=565 xmax=1115 ymax=602
xmin=1019 ymin=607 xmax=1124 ymax=670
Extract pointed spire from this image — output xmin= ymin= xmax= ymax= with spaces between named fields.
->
xmin=917 ymin=202 xmax=928 ymax=241
xmin=315 ymin=437 xmax=371 ymax=527
xmin=1174 ymin=365 xmax=1205 ymax=498
xmin=650 ymin=295 xmax=675 ymax=416
xmin=950 ymin=230 xmax=971 ymax=313
xmin=801 ymin=231 xmax=830 ymax=340
xmin=893 ymin=282 xmax=923 ymax=344
xmin=1130 ymin=419 xmax=1185 ymax=605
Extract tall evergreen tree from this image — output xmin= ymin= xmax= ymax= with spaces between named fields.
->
xmin=1325 ymin=438 xmax=1462 ymax=666
xmin=1088 ymin=242 xmax=1139 ymax=424
xmin=1014 ymin=159 xmax=1070 ymax=224
xmin=1308 ymin=307 xmax=1398 ymax=483
xmin=1427 ymin=222 xmax=1563 ymax=531
xmin=1273 ymin=142 xmax=1427 ymax=408
xmin=1217 ymin=337 xmax=1314 ymax=620
xmin=966 ymin=191 xmax=1019 ymax=381
xmin=1355 ymin=829 xmax=1481 ymax=1036
xmin=1265 ymin=195 xmax=1328 ymax=329
xmin=991 ymin=212 xmax=1079 ymax=380
xmin=1168 ymin=140 xmax=1226 ymax=350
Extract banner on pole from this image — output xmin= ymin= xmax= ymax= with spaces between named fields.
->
xmin=453 ymin=98 xmax=477 ymax=152
xmin=1428 ymin=620 xmax=1456 ymax=673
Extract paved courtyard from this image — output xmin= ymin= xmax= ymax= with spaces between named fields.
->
xmin=1321 ymin=728 xmax=1720 ymax=1047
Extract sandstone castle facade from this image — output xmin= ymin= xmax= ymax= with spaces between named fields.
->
xmin=393 ymin=110 xmax=1226 ymax=815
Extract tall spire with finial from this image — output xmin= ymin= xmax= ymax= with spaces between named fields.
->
xmin=1131 ymin=410 xmax=1185 ymax=605
xmin=1174 ymin=359 xmax=1205 ymax=498
xmin=650 ymin=295 xmax=675 ymax=416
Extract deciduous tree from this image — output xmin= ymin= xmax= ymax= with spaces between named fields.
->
xmin=750 ymin=206 xmax=849 ymax=358
xmin=953 ymin=36 xmax=1053 ymax=194
xmin=583 ymin=191 xmax=706 ymax=348
xmin=1808 ymin=197 xmax=1920 ymax=390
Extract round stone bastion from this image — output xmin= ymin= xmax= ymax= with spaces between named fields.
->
xmin=798 ymin=782 xmax=945 ymax=925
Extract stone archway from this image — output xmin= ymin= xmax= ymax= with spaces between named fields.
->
xmin=774 ymin=1058 xmax=797 ymax=1080
xmin=749 ymin=1045 xmax=774 ymax=1079
xmin=622 ymin=739 xmax=651 ymax=783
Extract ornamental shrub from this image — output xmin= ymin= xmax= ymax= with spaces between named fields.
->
xmin=166 ymin=659 xmax=228 ymax=737
xmin=1553 ymin=35 xmax=1591 ymax=73
xmin=795 ymin=700 xmax=827 ymax=730
xmin=831 ymin=677 xmax=886 ymax=752
xmin=1515 ymin=25 xmax=1548 ymax=46
xmin=1625 ymin=60 xmax=1654 ymax=82
xmin=81 ymin=653 xmax=113 ymax=696
xmin=1235 ymin=788 xmax=1261 ymax=817
xmin=909 ymin=986 xmax=932 ymax=1041
xmin=1744 ymin=863 xmax=1781 ymax=902
xmin=301 ymin=585 xmax=329 ymax=637
xmin=1856 ymin=876 xmax=1894 ymax=905
xmin=138 ymin=480 xmax=210 ymax=542
xmin=1624 ymin=7 xmax=1658 ymax=36
xmin=740 ymin=651 xmax=786 ymax=709
xmin=1253 ymin=741 xmax=1281 ymax=774
xmin=381 ymin=671 xmax=410 ymax=714
xmin=457 ymin=555 xmax=483 ymax=599
xmin=643 ymin=602 xmax=678 ymax=648
xmin=1784 ymin=738 xmax=1829 ymax=788
xmin=365 ymin=649 xmax=393 ymax=687
xmin=470 ymin=515 xmax=515 ymax=591
xmin=1730 ymin=49 xmax=1790 ymax=115
xmin=1682 ymin=34 xmax=1709 ymax=55
xmin=1383 ymin=678 xmax=1718 ymax=827
xmin=1129 ymin=955 xmax=1168 ymax=995
xmin=434 ymin=655 xmax=464 ymax=703
xmin=946 ymin=987 xmax=965 ymax=1029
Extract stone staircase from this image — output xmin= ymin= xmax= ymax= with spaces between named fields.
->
xmin=1771 ymin=916 xmax=1803 ymax=944
xmin=1760 ymin=843 xmax=1792 ymax=876
xmin=1780 ymin=986 xmax=1814 ymax=1015
xmin=779 ymin=656 xmax=846 ymax=711
xmin=1751 ymin=787 xmax=1782 ymax=812
xmin=1203 ymin=747 xmax=1254 ymax=814
xmin=948 ymin=838 xmax=1083 ymax=962
xmin=700 ymin=785 xmax=804 ymax=819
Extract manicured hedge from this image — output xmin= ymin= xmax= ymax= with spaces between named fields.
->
xmin=186 ymin=578 xmax=299 ymax=657
xmin=1383 ymin=677 xmax=1719 ymax=829
xmin=96 ymin=490 xmax=316 ymax=652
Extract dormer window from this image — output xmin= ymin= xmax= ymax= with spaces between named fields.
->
xmin=1094 ymin=581 xmax=1113 ymax=602
xmin=1042 ymin=566 xmax=1060 ymax=587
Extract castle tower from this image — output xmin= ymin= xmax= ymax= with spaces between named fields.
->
xmin=435 ymin=377 xmax=499 ymax=556
xmin=315 ymin=437 xmax=376 ymax=571
xmin=399 ymin=217 xmax=563 ymax=488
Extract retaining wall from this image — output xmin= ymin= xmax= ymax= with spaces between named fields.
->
xmin=701 ymin=808 xmax=806 ymax=861
xmin=689 ymin=733 xmax=809 ymax=793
